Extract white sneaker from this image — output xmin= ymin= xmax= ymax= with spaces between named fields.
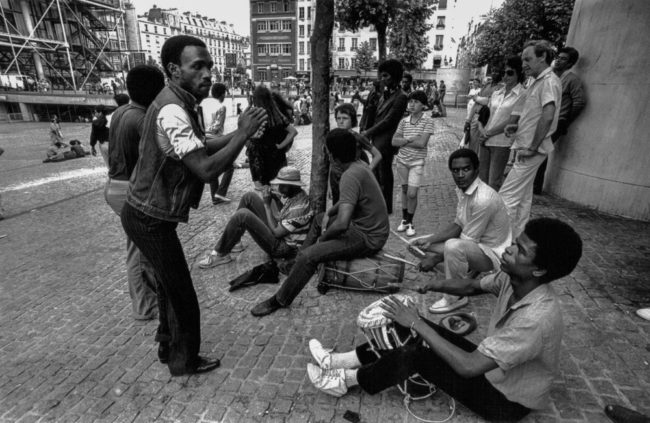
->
xmin=231 ymin=242 xmax=246 ymax=253
xmin=198 ymin=253 xmax=232 ymax=269
xmin=397 ymin=220 xmax=408 ymax=232
xmin=636 ymin=308 xmax=650 ymax=321
xmin=309 ymin=339 xmax=333 ymax=370
xmin=428 ymin=296 xmax=468 ymax=314
xmin=406 ymin=224 xmax=416 ymax=237
xmin=307 ymin=363 xmax=347 ymax=397
xmin=213 ymin=194 xmax=231 ymax=204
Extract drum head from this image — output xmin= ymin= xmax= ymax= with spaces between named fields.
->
xmin=357 ymin=294 xmax=415 ymax=329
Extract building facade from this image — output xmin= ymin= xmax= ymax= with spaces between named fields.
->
xmin=250 ymin=0 xmax=297 ymax=84
xmin=138 ymin=7 xmax=246 ymax=79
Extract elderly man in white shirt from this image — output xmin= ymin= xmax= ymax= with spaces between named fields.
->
xmin=411 ymin=148 xmax=511 ymax=313
xmin=501 ymin=40 xmax=562 ymax=238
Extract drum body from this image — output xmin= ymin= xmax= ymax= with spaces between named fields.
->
xmin=316 ymin=250 xmax=405 ymax=294
xmin=357 ymin=295 xmax=435 ymax=400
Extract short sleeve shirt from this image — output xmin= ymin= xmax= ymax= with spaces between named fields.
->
xmin=395 ymin=114 xmax=435 ymax=162
xmin=156 ymin=104 xmax=205 ymax=160
xmin=484 ymin=84 xmax=526 ymax=148
xmin=339 ymin=162 xmax=389 ymax=250
xmin=511 ymin=67 xmax=562 ymax=154
xmin=477 ymin=271 xmax=564 ymax=409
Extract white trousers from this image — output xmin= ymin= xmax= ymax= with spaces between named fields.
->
xmin=499 ymin=152 xmax=547 ymax=238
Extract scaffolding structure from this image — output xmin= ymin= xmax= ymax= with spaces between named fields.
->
xmin=0 ymin=0 xmax=136 ymax=93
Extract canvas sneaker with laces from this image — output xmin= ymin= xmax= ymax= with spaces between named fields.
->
xmin=198 ymin=252 xmax=232 ymax=269
xmin=309 ymin=339 xmax=333 ymax=369
xmin=307 ymin=363 xmax=347 ymax=397
xmin=397 ymin=220 xmax=408 ymax=232
xmin=428 ymin=296 xmax=468 ymax=314
xmin=406 ymin=224 xmax=416 ymax=237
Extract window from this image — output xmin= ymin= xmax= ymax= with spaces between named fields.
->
xmin=307 ymin=6 xmax=311 ymax=19
xmin=299 ymin=7 xmax=305 ymax=19
xmin=351 ymin=58 xmax=356 ymax=69
xmin=369 ymin=38 xmax=377 ymax=51
xmin=144 ymin=24 xmax=148 ymax=32
xmin=270 ymin=2 xmax=276 ymax=12
xmin=307 ymin=25 xmax=311 ymax=36
xmin=435 ymin=35 xmax=443 ymax=50
xmin=258 ymin=70 xmax=267 ymax=81
xmin=307 ymin=60 xmax=310 ymax=71
xmin=338 ymin=58 xmax=345 ymax=69
xmin=270 ymin=20 xmax=279 ymax=31
xmin=337 ymin=38 xmax=345 ymax=51
xmin=257 ymin=21 xmax=267 ymax=31
xmin=307 ymin=42 xmax=311 ymax=54
xmin=257 ymin=44 xmax=267 ymax=55
xmin=351 ymin=38 xmax=358 ymax=51
xmin=284 ymin=2 xmax=290 ymax=12
xmin=299 ymin=42 xmax=304 ymax=55
xmin=154 ymin=26 xmax=158 ymax=33
xmin=282 ymin=20 xmax=292 ymax=31
xmin=299 ymin=25 xmax=304 ymax=37
xmin=438 ymin=0 xmax=447 ymax=9
xmin=270 ymin=44 xmax=280 ymax=55
xmin=299 ymin=59 xmax=304 ymax=71
xmin=282 ymin=44 xmax=291 ymax=55
xmin=436 ymin=17 xmax=446 ymax=29
xmin=257 ymin=3 xmax=264 ymax=13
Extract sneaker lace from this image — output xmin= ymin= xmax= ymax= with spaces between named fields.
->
xmin=319 ymin=368 xmax=342 ymax=381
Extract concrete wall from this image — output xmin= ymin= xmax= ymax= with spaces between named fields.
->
xmin=546 ymin=0 xmax=650 ymax=221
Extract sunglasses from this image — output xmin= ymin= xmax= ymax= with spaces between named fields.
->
xmin=505 ymin=70 xmax=516 ymax=76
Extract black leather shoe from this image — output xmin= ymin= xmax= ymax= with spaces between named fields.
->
xmin=251 ymin=295 xmax=283 ymax=317
xmin=170 ymin=356 xmax=220 ymax=376
xmin=158 ymin=342 xmax=169 ymax=364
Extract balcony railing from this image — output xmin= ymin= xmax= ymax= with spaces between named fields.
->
xmin=434 ymin=44 xmax=444 ymax=51
xmin=337 ymin=47 xmax=345 ymax=51
xmin=436 ymin=24 xmax=446 ymax=29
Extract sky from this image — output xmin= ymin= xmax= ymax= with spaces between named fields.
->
xmin=133 ymin=0 xmax=252 ymax=36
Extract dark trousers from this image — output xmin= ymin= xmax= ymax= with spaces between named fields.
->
xmin=274 ymin=212 xmax=376 ymax=306
xmin=356 ymin=319 xmax=530 ymax=422
xmin=121 ymin=203 xmax=200 ymax=375
xmin=215 ymin=192 xmax=296 ymax=258
xmin=373 ymin=146 xmax=395 ymax=214
xmin=534 ymin=127 xmax=564 ymax=194
xmin=209 ymin=166 xmax=234 ymax=201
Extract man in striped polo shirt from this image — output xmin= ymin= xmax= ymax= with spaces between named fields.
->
xmin=198 ymin=166 xmax=314 ymax=269
xmin=392 ymin=90 xmax=435 ymax=236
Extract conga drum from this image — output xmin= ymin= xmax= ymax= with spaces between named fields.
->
xmin=356 ymin=295 xmax=436 ymax=400
xmin=316 ymin=250 xmax=405 ymax=294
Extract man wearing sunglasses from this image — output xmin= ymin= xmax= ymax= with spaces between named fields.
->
xmin=533 ymin=47 xmax=586 ymax=195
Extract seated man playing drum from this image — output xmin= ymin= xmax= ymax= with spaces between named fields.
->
xmin=198 ymin=166 xmax=314 ymax=270
xmin=410 ymin=148 xmax=512 ymax=314
xmin=250 ymin=128 xmax=390 ymax=316
xmin=307 ymin=218 xmax=583 ymax=422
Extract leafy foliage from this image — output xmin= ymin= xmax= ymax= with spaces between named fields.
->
xmin=388 ymin=2 xmax=435 ymax=70
xmin=355 ymin=41 xmax=375 ymax=71
xmin=335 ymin=0 xmax=436 ymax=62
xmin=467 ymin=0 xmax=575 ymax=69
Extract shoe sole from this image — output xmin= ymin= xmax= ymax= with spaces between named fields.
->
xmin=198 ymin=257 xmax=232 ymax=269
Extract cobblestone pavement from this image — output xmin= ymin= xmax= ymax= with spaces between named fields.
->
xmin=0 ymin=109 xmax=648 ymax=422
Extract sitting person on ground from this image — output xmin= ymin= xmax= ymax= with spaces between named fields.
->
xmin=198 ymin=166 xmax=314 ymax=269
xmin=391 ymin=90 xmax=435 ymax=237
xmin=308 ymin=217 xmax=583 ymax=422
xmin=410 ymin=148 xmax=511 ymax=314
xmin=328 ymin=103 xmax=381 ymax=204
xmin=250 ymin=129 xmax=390 ymax=317
xmin=69 ymin=140 xmax=89 ymax=157
xmin=44 ymin=141 xmax=66 ymax=162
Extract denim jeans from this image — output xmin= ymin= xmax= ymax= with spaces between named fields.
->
xmin=105 ymin=178 xmax=158 ymax=320
xmin=356 ymin=319 xmax=530 ymax=421
xmin=274 ymin=212 xmax=376 ymax=306
xmin=216 ymin=192 xmax=296 ymax=258
xmin=121 ymin=202 xmax=199 ymax=375
xmin=209 ymin=166 xmax=234 ymax=200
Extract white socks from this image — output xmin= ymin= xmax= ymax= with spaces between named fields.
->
xmin=331 ymin=350 xmax=362 ymax=369
xmin=344 ymin=369 xmax=359 ymax=388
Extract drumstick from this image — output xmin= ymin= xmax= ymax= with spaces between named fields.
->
xmin=390 ymin=230 xmax=426 ymax=256
xmin=383 ymin=253 xmax=418 ymax=267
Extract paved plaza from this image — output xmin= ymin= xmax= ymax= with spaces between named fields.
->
xmin=0 ymin=108 xmax=648 ymax=422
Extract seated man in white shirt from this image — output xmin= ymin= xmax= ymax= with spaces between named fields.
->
xmin=411 ymin=148 xmax=512 ymax=313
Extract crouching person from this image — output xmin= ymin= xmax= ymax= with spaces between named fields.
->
xmin=307 ymin=217 xmax=582 ymax=422
xmin=198 ymin=166 xmax=314 ymax=269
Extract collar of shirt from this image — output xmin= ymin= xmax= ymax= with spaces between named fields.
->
xmin=457 ymin=177 xmax=481 ymax=197
xmin=508 ymin=283 xmax=552 ymax=311
xmin=530 ymin=66 xmax=554 ymax=88
xmin=496 ymin=83 xmax=523 ymax=100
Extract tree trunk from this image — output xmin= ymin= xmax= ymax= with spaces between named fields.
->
xmin=377 ymin=23 xmax=387 ymax=62
xmin=309 ymin=0 xmax=334 ymax=213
